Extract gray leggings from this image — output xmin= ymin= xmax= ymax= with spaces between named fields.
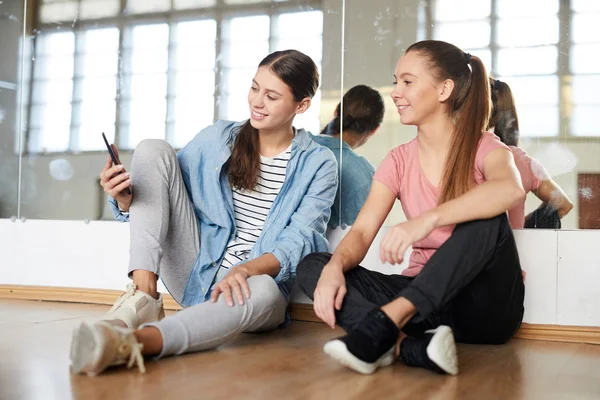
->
xmin=127 ymin=139 xmax=287 ymax=358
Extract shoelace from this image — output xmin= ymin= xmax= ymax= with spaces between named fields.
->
xmin=110 ymin=284 xmax=137 ymax=312
xmin=118 ymin=341 xmax=146 ymax=374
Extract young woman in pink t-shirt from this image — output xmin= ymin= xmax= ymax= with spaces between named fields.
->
xmin=489 ymin=78 xmax=573 ymax=229
xmin=296 ymin=40 xmax=527 ymax=376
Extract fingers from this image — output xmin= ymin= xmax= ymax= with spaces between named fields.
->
xmin=210 ymin=285 xmax=222 ymax=303
xmin=230 ymin=280 xmax=245 ymax=306
xmin=100 ymin=165 xmax=126 ymax=187
xmin=334 ymin=286 xmax=346 ymax=311
xmin=236 ymin=274 xmax=251 ymax=299
xmin=222 ymin=282 xmax=234 ymax=307
xmin=107 ymin=174 xmax=131 ymax=198
xmin=103 ymin=155 xmax=113 ymax=172
xmin=314 ymin=288 xmax=336 ymax=329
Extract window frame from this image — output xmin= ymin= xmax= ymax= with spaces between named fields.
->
xmin=25 ymin=0 xmax=323 ymax=155
xmin=424 ymin=0 xmax=598 ymax=140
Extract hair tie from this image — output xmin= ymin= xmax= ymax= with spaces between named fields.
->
xmin=464 ymin=52 xmax=472 ymax=65
xmin=493 ymin=79 xmax=502 ymax=89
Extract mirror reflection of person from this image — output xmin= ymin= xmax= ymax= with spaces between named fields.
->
xmin=69 ymin=50 xmax=338 ymax=376
xmin=312 ymin=85 xmax=385 ymax=229
xmin=297 ymin=40 xmax=526 ymax=376
xmin=489 ymin=78 xmax=573 ymax=229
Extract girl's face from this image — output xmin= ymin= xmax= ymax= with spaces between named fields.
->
xmin=390 ymin=51 xmax=452 ymax=127
xmin=247 ymin=66 xmax=310 ymax=131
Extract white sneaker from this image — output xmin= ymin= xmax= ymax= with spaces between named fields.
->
xmin=70 ymin=322 xmax=146 ymax=376
xmin=102 ymin=283 xmax=165 ymax=329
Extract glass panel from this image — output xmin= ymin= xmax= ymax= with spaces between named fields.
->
xmin=31 ymin=80 xmax=73 ymax=104
xmin=433 ymin=21 xmax=490 ymax=49
xmin=28 ymin=104 xmax=73 ymax=152
xmin=572 ymin=106 xmax=600 ymax=136
xmin=172 ymin=95 xmax=215 ymax=148
xmin=222 ymin=15 xmax=270 ymax=41
xmin=174 ymin=0 xmax=217 ymax=9
xmin=497 ymin=76 xmax=559 ymax=105
xmin=220 ymin=67 xmax=255 ymax=94
xmin=433 ymin=0 xmax=491 ymax=21
xmin=276 ymin=11 xmax=323 ymax=38
xmin=572 ymin=13 xmax=600 ymax=44
xmin=496 ymin=17 xmax=559 ymax=47
xmin=39 ymin=1 xmax=78 ymax=23
xmin=572 ymin=75 xmax=600 ymax=105
xmin=174 ymin=72 xmax=215 ymax=96
xmin=496 ymin=0 xmax=559 ymax=18
xmin=518 ymin=105 xmax=559 ymax=137
xmin=125 ymin=0 xmax=170 ymax=15
xmin=497 ymin=46 xmax=557 ymax=75
xmin=219 ymin=93 xmax=248 ymax=121
xmin=76 ymin=101 xmax=117 ymax=150
xmin=572 ymin=0 xmax=600 ymax=13
xmin=122 ymin=99 xmax=167 ymax=148
xmin=79 ymin=0 xmax=120 ymax=19
xmin=571 ymin=44 xmax=600 ymax=74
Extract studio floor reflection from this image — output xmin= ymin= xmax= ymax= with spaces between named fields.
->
xmin=1 ymin=299 xmax=600 ymax=400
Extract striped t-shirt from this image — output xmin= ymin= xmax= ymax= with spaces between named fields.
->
xmin=216 ymin=145 xmax=292 ymax=279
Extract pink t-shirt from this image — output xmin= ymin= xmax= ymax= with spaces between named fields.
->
xmin=507 ymin=146 xmax=547 ymax=229
xmin=373 ymin=131 xmax=508 ymax=277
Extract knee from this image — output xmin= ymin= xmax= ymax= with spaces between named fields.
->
xmin=248 ymin=275 xmax=281 ymax=306
xmin=133 ymin=139 xmax=176 ymax=163
xmin=296 ymin=252 xmax=330 ymax=289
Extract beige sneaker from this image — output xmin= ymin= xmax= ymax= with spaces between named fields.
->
xmin=103 ymin=283 xmax=165 ymax=329
xmin=70 ymin=322 xmax=146 ymax=376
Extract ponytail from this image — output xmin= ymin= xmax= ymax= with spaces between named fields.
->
xmin=439 ymin=55 xmax=491 ymax=204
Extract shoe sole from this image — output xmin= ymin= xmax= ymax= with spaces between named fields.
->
xmin=70 ymin=322 xmax=102 ymax=376
xmin=323 ymin=340 xmax=395 ymax=375
xmin=426 ymin=325 xmax=459 ymax=375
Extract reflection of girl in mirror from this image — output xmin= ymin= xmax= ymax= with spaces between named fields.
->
xmin=296 ymin=40 xmax=526 ymax=376
xmin=69 ymin=50 xmax=338 ymax=376
xmin=489 ymin=78 xmax=573 ymax=229
xmin=313 ymin=84 xmax=384 ymax=229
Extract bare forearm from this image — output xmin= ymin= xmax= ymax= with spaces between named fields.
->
xmin=237 ymin=253 xmax=281 ymax=277
xmin=330 ymin=230 xmax=371 ymax=272
xmin=426 ymin=180 xmax=525 ymax=229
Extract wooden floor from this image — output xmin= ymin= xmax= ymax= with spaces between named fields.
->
xmin=1 ymin=300 xmax=600 ymax=400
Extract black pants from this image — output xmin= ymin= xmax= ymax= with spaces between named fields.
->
xmin=296 ymin=214 xmax=525 ymax=345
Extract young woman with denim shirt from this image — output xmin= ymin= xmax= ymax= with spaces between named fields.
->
xmin=69 ymin=50 xmax=338 ymax=376
xmin=297 ymin=40 xmax=526 ymax=376
xmin=312 ymin=84 xmax=385 ymax=229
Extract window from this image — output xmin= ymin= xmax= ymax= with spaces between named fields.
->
xmin=428 ymin=0 xmax=600 ymax=138
xmin=27 ymin=0 xmax=323 ymax=153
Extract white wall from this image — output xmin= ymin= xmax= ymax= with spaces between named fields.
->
xmin=2 ymin=218 xmax=600 ymax=327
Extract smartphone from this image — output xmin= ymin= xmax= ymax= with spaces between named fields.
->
xmin=102 ymin=132 xmax=131 ymax=195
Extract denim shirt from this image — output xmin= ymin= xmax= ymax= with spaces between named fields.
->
xmin=109 ymin=120 xmax=338 ymax=307
xmin=311 ymin=134 xmax=375 ymax=229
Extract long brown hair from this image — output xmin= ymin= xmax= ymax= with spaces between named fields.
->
xmin=406 ymin=40 xmax=491 ymax=204
xmin=320 ymin=84 xmax=384 ymax=136
xmin=228 ymin=50 xmax=319 ymax=191
xmin=488 ymin=77 xmax=520 ymax=146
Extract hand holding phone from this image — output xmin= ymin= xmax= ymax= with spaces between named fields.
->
xmin=100 ymin=133 xmax=132 ymax=210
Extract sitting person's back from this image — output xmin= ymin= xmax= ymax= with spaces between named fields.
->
xmin=488 ymin=78 xmax=573 ymax=228
xmin=312 ymin=84 xmax=384 ymax=228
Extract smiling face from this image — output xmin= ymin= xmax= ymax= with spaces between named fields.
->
xmin=390 ymin=51 xmax=453 ymax=127
xmin=247 ymin=66 xmax=309 ymax=131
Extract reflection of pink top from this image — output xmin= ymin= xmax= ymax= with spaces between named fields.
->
xmin=373 ymin=132 xmax=507 ymax=277
xmin=507 ymin=146 xmax=546 ymax=229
